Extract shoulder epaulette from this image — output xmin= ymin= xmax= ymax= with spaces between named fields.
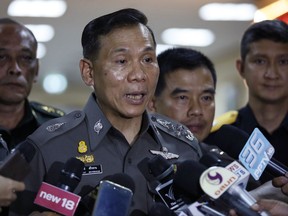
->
xmin=28 ymin=110 xmax=84 ymax=146
xmin=30 ymin=101 xmax=65 ymax=117
xmin=210 ymin=110 xmax=238 ymax=133
xmin=150 ymin=113 xmax=196 ymax=144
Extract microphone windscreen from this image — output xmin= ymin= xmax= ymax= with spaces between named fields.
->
xmin=14 ymin=142 xmax=36 ymax=163
xmin=130 ymin=209 xmax=147 ymax=216
xmin=148 ymin=202 xmax=175 ymax=216
xmin=148 ymin=155 xmax=173 ymax=181
xmin=58 ymin=158 xmax=85 ymax=192
xmin=204 ymin=125 xmax=249 ymax=159
xmin=173 ymin=160 xmax=207 ymax=200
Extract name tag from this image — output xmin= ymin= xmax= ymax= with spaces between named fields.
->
xmin=83 ymin=165 xmax=102 ymax=175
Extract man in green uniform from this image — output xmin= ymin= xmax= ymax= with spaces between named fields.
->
xmin=0 ymin=18 xmax=64 ymax=214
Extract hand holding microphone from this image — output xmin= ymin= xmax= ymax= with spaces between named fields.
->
xmin=0 ymin=175 xmax=25 ymax=207
xmin=0 ymin=142 xmax=35 ymax=207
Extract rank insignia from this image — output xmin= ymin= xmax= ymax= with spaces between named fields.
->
xmin=185 ymin=129 xmax=195 ymax=141
xmin=149 ymin=148 xmax=179 ymax=160
xmin=76 ymin=154 xmax=95 ymax=164
xmin=78 ymin=141 xmax=88 ymax=153
xmin=46 ymin=122 xmax=65 ymax=132
xmin=94 ymin=120 xmax=103 ymax=134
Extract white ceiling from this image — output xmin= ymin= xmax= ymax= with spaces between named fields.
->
xmin=0 ymin=0 xmax=276 ymax=112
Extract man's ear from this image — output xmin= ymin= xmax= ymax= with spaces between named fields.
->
xmin=147 ymin=96 xmax=157 ymax=113
xmin=236 ymin=59 xmax=245 ymax=78
xmin=33 ymin=59 xmax=39 ymax=83
xmin=79 ymin=58 xmax=94 ymax=86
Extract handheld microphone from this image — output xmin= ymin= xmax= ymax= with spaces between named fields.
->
xmin=206 ymin=125 xmax=288 ymax=179
xmin=91 ymin=173 xmax=135 ymax=216
xmin=148 ymin=202 xmax=176 ymax=216
xmin=130 ymin=209 xmax=147 ymax=216
xmin=146 ymin=155 xmax=185 ymax=211
xmin=173 ymin=160 xmax=228 ymax=216
xmin=200 ymin=152 xmax=250 ymax=189
xmin=200 ymin=165 xmax=269 ymax=216
xmin=173 ymin=160 xmax=263 ymax=216
xmin=0 ymin=142 xmax=36 ymax=181
xmin=34 ymin=157 xmax=84 ymax=216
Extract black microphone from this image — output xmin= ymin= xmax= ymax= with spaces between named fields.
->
xmin=146 ymin=155 xmax=185 ymax=211
xmin=57 ymin=157 xmax=84 ymax=192
xmin=130 ymin=209 xmax=147 ymax=216
xmin=148 ymin=202 xmax=176 ymax=216
xmin=204 ymin=124 xmax=249 ymax=159
xmin=0 ymin=142 xmax=36 ymax=181
xmin=34 ymin=157 xmax=85 ymax=215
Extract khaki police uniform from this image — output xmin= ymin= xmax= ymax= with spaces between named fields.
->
xmin=10 ymin=93 xmax=202 ymax=215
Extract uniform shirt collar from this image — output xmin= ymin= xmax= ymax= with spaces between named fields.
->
xmin=83 ymin=93 xmax=153 ymax=150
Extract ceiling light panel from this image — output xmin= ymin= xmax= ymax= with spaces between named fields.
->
xmin=199 ymin=3 xmax=257 ymax=21
xmin=25 ymin=24 xmax=55 ymax=42
xmin=8 ymin=0 xmax=67 ymax=17
xmin=161 ymin=28 xmax=215 ymax=47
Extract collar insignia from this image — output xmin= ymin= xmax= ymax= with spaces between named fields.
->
xmin=185 ymin=129 xmax=195 ymax=141
xmin=94 ymin=120 xmax=103 ymax=134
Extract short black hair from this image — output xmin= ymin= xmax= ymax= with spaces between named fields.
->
xmin=155 ymin=47 xmax=216 ymax=97
xmin=0 ymin=17 xmax=38 ymax=47
xmin=240 ymin=19 xmax=288 ymax=60
xmin=81 ymin=8 xmax=156 ymax=60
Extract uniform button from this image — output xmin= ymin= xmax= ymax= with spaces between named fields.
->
xmin=74 ymin=112 xmax=81 ymax=118
xmin=127 ymin=158 xmax=132 ymax=164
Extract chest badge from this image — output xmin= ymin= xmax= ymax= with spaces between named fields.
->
xmin=78 ymin=140 xmax=88 ymax=154
xmin=150 ymin=147 xmax=179 ymax=160
xmin=76 ymin=154 xmax=95 ymax=164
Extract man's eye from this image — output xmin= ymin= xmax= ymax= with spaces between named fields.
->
xmin=178 ymin=95 xmax=188 ymax=100
xmin=0 ymin=55 xmax=7 ymax=61
xmin=279 ymin=58 xmax=288 ymax=65
xmin=203 ymin=96 xmax=212 ymax=101
xmin=254 ymin=59 xmax=266 ymax=64
xmin=116 ymin=59 xmax=126 ymax=64
xmin=144 ymin=57 xmax=153 ymax=63
xmin=21 ymin=55 xmax=35 ymax=62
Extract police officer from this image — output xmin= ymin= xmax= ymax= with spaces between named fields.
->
xmin=0 ymin=18 xmax=65 ymax=157
xmin=212 ymin=20 xmax=288 ymax=169
xmin=0 ymin=18 xmax=65 ymax=215
xmin=11 ymin=8 xmax=202 ymax=215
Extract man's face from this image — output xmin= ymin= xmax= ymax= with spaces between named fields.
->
xmin=152 ymin=67 xmax=215 ymax=142
xmin=237 ymin=39 xmax=288 ymax=104
xmin=82 ymin=24 xmax=159 ymax=122
xmin=0 ymin=24 xmax=38 ymax=105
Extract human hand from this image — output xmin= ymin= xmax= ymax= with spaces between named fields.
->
xmin=252 ymin=199 xmax=288 ymax=216
xmin=272 ymin=173 xmax=288 ymax=196
xmin=0 ymin=175 xmax=25 ymax=206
